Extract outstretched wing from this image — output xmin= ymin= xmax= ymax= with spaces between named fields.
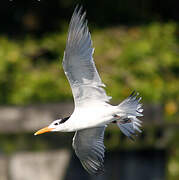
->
xmin=62 ymin=6 xmax=111 ymax=106
xmin=72 ymin=127 xmax=106 ymax=175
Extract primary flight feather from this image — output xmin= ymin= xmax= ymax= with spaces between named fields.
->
xmin=35 ymin=6 xmax=143 ymax=175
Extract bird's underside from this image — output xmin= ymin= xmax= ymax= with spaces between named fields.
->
xmin=71 ymin=91 xmax=143 ymax=174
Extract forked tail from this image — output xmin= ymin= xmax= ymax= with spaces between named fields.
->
xmin=114 ymin=91 xmax=143 ymax=140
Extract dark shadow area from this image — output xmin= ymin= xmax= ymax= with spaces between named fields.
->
xmin=0 ymin=0 xmax=178 ymax=37
xmin=64 ymin=149 xmax=166 ymax=180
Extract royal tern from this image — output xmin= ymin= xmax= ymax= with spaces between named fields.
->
xmin=34 ymin=6 xmax=143 ymax=175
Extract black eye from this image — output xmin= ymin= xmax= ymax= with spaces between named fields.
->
xmin=54 ymin=123 xmax=58 ymax=126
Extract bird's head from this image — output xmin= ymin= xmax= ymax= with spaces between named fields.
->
xmin=34 ymin=117 xmax=70 ymax=135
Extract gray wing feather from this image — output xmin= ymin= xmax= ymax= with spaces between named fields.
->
xmin=72 ymin=126 xmax=105 ymax=175
xmin=63 ymin=6 xmax=110 ymax=106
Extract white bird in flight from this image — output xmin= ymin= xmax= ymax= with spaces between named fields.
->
xmin=34 ymin=6 xmax=143 ymax=175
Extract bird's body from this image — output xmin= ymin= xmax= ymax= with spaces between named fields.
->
xmin=35 ymin=6 xmax=143 ymax=175
xmin=56 ymin=102 xmax=116 ymax=132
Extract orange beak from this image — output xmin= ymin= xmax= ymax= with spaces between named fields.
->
xmin=34 ymin=126 xmax=54 ymax=136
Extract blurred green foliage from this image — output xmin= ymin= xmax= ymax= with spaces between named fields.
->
xmin=0 ymin=22 xmax=178 ymax=118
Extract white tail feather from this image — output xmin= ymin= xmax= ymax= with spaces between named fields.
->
xmin=115 ymin=91 xmax=143 ymax=140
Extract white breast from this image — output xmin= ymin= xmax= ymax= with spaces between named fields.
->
xmin=65 ymin=102 xmax=116 ymax=132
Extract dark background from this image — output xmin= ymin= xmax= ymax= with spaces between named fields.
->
xmin=0 ymin=0 xmax=178 ymax=36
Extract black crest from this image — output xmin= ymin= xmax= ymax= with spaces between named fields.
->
xmin=59 ymin=116 xmax=70 ymax=124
